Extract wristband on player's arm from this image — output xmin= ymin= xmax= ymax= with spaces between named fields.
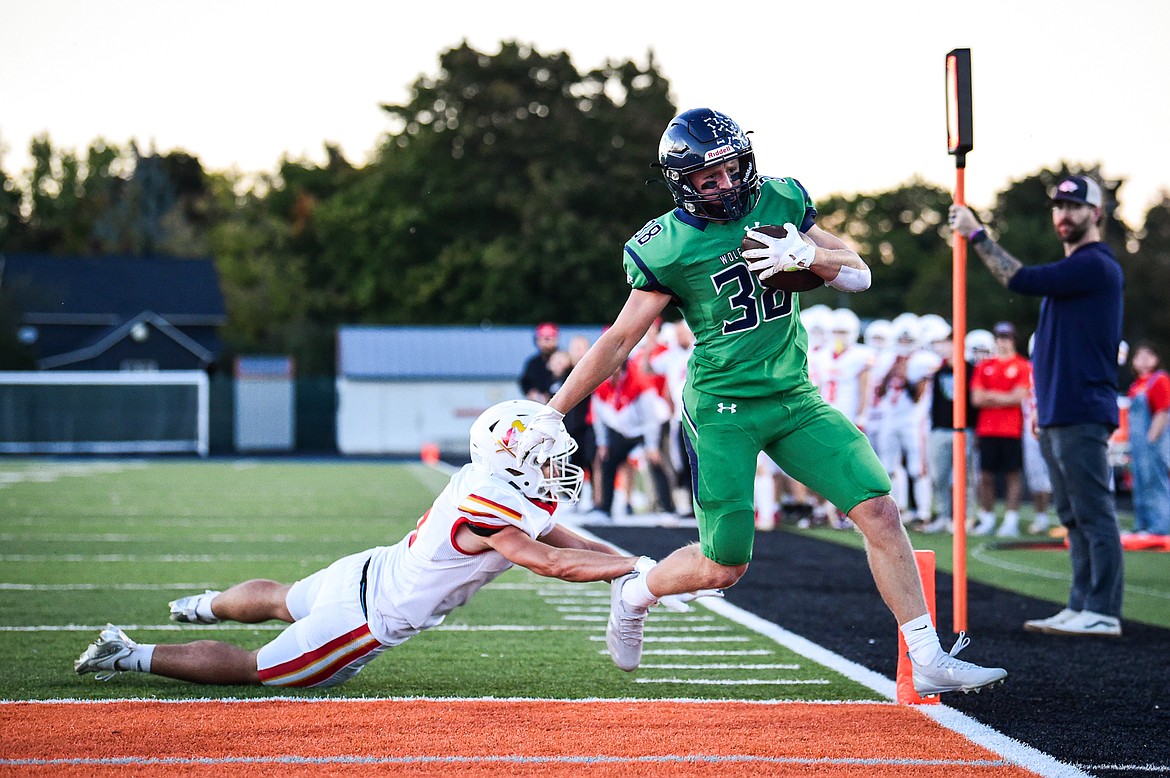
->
xmin=967 ymin=227 xmax=989 ymax=246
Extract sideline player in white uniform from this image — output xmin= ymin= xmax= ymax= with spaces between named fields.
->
xmin=822 ymin=308 xmax=873 ymax=427
xmin=872 ymin=315 xmax=941 ymax=523
xmin=860 ymin=319 xmax=894 ymax=452
xmin=75 ymin=400 xmax=709 ymax=688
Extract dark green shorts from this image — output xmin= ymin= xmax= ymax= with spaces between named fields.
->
xmin=680 ymin=384 xmax=891 ymax=566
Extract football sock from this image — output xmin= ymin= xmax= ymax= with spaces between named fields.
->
xmin=127 ymin=644 xmax=154 ymax=673
xmin=195 ymin=592 xmax=218 ymax=622
xmin=621 ymin=573 xmax=656 ymax=611
xmin=753 ymin=474 xmax=777 ymax=529
xmin=900 ymin=614 xmax=942 ymax=665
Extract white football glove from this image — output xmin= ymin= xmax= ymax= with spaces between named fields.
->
xmin=742 ymin=223 xmax=817 ymax=280
xmin=634 ymin=556 xmax=657 ymax=575
xmin=514 ymin=405 xmax=565 ymax=466
xmin=658 ymin=589 xmax=725 ymax=613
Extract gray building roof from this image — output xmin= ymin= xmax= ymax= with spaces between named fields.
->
xmin=1 ymin=253 xmax=226 ymax=370
xmin=338 ymin=325 xmax=605 ymax=380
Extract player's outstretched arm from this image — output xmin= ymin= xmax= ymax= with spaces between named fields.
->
xmin=539 ymin=524 xmax=624 ymax=555
xmin=480 ymin=526 xmax=637 ymax=583
xmin=548 ymin=289 xmax=671 ymax=416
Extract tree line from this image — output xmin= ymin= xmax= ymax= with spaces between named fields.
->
xmin=2 ymin=40 xmax=1168 ymax=375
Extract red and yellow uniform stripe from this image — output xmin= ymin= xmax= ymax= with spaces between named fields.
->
xmin=258 ymin=624 xmax=381 ymax=688
xmin=458 ymin=493 xmax=521 ymax=524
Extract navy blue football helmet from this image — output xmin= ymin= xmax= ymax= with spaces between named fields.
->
xmin=657 ymin=108 xmax=759 ymax=221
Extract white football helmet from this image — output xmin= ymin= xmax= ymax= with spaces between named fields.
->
xmin=863 ymin=319 xmax=893 ymax=349
xmin=892 ymin=314 xmax=921 ymax=356
xmin=965 ymin=329 xmax=994 ymax=363
xmin=801 ymin=304 xmax=833 ymax=349
xmin=917 ymin=313 xmax=952 ymax=344
xmin=469 ymin=400 xmax=583 ymax=502
xmin=829 ymin=308 xmax=862 ymax=346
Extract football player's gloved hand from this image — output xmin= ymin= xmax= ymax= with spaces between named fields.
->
xmin=658 ymin=589 xmax=725 ymax=613
xmin=634 ymin=556 xmax=658 ymax=575
xmin=515 ymin=406 xmax=565 ymax=466
xmin=742 ymin=223 xmax=817 ymax=280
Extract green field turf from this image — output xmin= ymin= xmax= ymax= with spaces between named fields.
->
xmin=0 ymin=459 xmax=883 ymax=702
xmin=796 ymin=513 xmax=1170 ymax=629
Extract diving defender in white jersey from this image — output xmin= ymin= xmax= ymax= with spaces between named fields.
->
xmin=76 ymin=400 xmax=708 ymax=688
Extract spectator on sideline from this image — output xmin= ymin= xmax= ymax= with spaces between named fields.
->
xmin=1125 ymin=342 xmax=1170 ymax=536
xmin=970 ymin=322 xmax=1031 ymax=538
xmin=559 ymin=336 xmax=597 ymax=511
xmin=951 ymin=174 xmax=1125 ymax=637
xmin=75 ymin=401 xmax=664 ymax=687
xmin=650 ymin=319 xmax=697 ymax=518
xmin=590 ymin=360 xmax=674 ymax=522
xmin=1023 ymin=333 xmax=1054 ymax=535
xmin=630 ymin=318 xmax=676 ymax=515
xmin=922 ymin=321 xmax=976 ymax=534
xmin=519 ymin=322 xmax=561 ymax=403
xmin=519 ymin=107 xmax=1005 ymax=694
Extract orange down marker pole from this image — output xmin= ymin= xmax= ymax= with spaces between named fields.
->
xmin=951 ymin=168 xmax=970 ymax=633
xmin=946 ymin=48 xmax=974 ymax=633
xmin=896 ymin=550 xmax=938 ymax=704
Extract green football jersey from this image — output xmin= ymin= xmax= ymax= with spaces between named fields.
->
xmin=623 ymin=177 xmax=818 ymax=398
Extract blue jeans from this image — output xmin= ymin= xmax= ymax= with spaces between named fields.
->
xmin=1127 ymin=392 xmax=1170 ymax=535
xmin=1039 ymin=424 xmax=1124 ymax=617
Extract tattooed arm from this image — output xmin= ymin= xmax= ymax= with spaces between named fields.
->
xmin=947 ymin=204 xmax=1022 ymax=287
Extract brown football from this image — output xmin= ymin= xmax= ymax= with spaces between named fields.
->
xmin=740 ymin=224 xmax=825 ymax=293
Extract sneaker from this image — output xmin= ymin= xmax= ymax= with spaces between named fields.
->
xmin=1042 ymin=609 xmax=1122 ymax=638
xmin=995 ymin=517 xmax=1020 ymax=538
xmin=970 ymin=515 xmax=997 ymax=536
xmin=921 ymin=516 xmax=952 ymax=534
xmin=75 ymin=624 xmax=138 ymax=681
xmin=911 ymin=632 xmax=1007 ymax=695
xmin=1028 ymin=514 xmax=1051 ymax=534
xmin=168 ymin=590 xmax=222 ymax=624
xmin=1023 ymin=608 xmax=1080 ymax=633
xmin=605 ymin=573 xmax=648 ymax=672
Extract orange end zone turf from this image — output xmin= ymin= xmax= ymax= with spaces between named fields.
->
xmin=0 ymin=699 xmax=1037 ymax=777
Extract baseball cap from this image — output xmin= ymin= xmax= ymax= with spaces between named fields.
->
xmin=993 ymin=321 xmax=1016 ymax=338
xmin=535 ymin=322 xmax=559 ymax=338
xmin=1050 ymin=175 xmax=1102 ymax=207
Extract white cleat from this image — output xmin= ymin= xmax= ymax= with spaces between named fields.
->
xmin=911 ymin=633 xmax=1007 ymax=695
xmin=1023 ymin=608 xmax=1080 ymax=634
xmin=605 ymin=573 xmax=648 ymax=672
xmin=168 ymin=590 xmax=222 ymax=624
xmin=74 ymin=624 xmax=138 ymax=681
xmin=995 ymin=519 xmax=1020 ymax=538
xmin=969 ymin=517 xmax=997 ymax=536
xmin=1041 ymin=610 xmax=1122 ymax=638
xmin=1028 ymin=515 xmax=1052 ymax=535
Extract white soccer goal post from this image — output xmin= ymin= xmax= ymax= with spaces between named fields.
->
xmin=0 ymin=371 xmax=209 ymax=456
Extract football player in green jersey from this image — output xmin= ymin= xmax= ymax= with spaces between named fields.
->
xmin=516 ymin=108 xmax=1005 ymax=695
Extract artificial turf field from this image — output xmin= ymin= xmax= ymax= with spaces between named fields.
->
xmin=1 ymin=458 xmax=1167 ymax=776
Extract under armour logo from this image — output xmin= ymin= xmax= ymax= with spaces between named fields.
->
xmin=716 ymin=403 xmax=737 ymax=414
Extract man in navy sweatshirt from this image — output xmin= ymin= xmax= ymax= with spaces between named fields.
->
xmin=949 ymin=175 xmax=1124 ymax=638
